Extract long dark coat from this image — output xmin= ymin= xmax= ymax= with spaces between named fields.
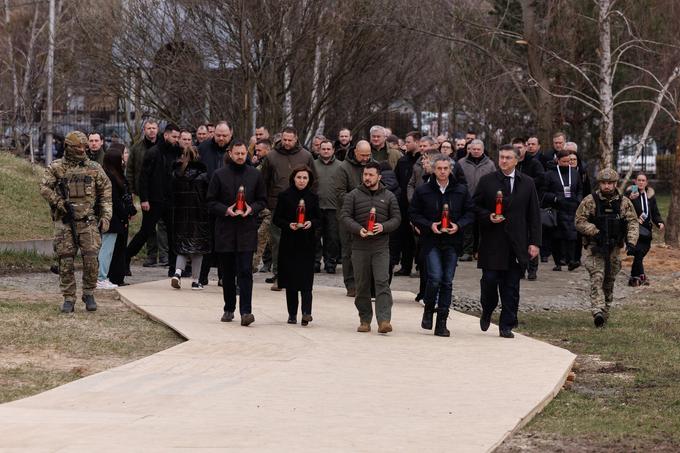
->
xmin=273 ymin=185 xmax=320 ymax=291
xmin=105 ymin=171 xmax=129 ymax=235
xmin=171 ymin=160 xmax=211 ymax=255
xmin=541 ymin=166 xmax=583 ymax=240
xmin=473 ymin=170 xmax=542 ymax=270
xmin=206 ymin=161 xmax=267 ymax=253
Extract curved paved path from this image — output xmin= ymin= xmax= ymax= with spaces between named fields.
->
xmin=0 ymin=281 xmax=574 ymax=452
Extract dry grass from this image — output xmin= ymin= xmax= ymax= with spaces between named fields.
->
xmin=0 ymin=287 xmax=183 ymax=403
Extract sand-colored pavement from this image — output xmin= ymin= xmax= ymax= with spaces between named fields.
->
xmin=0 ymin=281 xmax=574 ymax=452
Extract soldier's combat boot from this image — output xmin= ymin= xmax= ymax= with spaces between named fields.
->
xmin=421 ymin=304 xmax=435 ymax=330
xmin=61 ymin=300 xmax=75 ymax=313
xmin=377 ymin=320 xmax=392 ymax=334
xmin=594 ymin=312 xmax=606 ymax=328
xmin=82 ymin=294 xmax=97 ymax=312
xmin=434 ymin=309 xmax=450 ymax=337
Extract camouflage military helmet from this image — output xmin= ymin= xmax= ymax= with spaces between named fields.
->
xmin=597 ymin=168 xmax=619 ymax=183
xmin=64 ymin=131 xmax=87 ymax=148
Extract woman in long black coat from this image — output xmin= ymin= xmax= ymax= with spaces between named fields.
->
xmin=625 ymin=172 xmax=665 ymax=286
xmin=170 ymin=146 xmax=211 ymax=290
xmin=542 ymin=150 xmax=583 ymax=271
xmin=273 ymin=165 xmax=320 ymax=325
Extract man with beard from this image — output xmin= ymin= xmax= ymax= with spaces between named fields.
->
xmin=40 ymin=131 xmax=112 ymax=313
xmin=260 ymin=126 xmax=315 ymax=290
xmin=341 ymin=162 xmax=401 ymax=334
xmin=332 ymin=140 xmax=375 ymax=297
xmin=126 ymin=124 xmax=182 ymax=276
xmin=197 ymin=121 xmax=236 ymax=285
xmin=393 ymin=131 xmax=422 ymax=276
xmin=334 ymin=127 xmax=353 ymax=161
xmin=575 ymin=168 xmax=638 ymax=327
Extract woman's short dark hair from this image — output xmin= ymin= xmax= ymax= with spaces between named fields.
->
xmin=289 ymin=164 xmax=315 ymax=188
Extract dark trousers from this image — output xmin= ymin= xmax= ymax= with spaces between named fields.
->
xmin=480 ymin=261 xmax=522 ymax=331
xmin=462 ymin=221 xmax=479 ymax=256
xmin=108 ymin=228 xmax=128 ymax=285
xmin=315 ymin=209 xmax=340 ymax=268
xmin=574 ymin=233 xmax=583 ymax=263
xmin=286 ymin=288 xmax=312 ymax=317
xmin=395 ymin=218 xmax=415 ymax=273
xmin=552 ymin=237 xmax=575 ymax=266
xmin=199 ymin=252 xmax=223 ymax=283
xmin=424 ymin=247 xmax=458 ymax=311
xmin=126 ymin=204 xmax=176 ymax=273
xmin=527 ymin=256 xmax=539 ymax=276
xmin=540 ymin=227 xmax=553 ymax=259
xmin=219 ymin=251 xmax=253 ymax=314
xmin=631 ymin=238 xmax=651 ymax=277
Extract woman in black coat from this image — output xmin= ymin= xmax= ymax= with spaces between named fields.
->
xmin=102 ymin=144 xmax=136 ymax=287
xmin=170 ymin=146 xmax=211 ymax=290
xmin=625 ymin=172 xmax=665 ymax=286
xmin=273 ymin=165 xmax=320 ymax=325
xmin=541 ymin=150 xmax=583 ymax=271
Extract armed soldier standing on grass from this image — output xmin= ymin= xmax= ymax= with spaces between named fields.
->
xmin=40 ymin=131 xmax=112 ymax=313
xmin=575 ymin=168 xmax=638 ymax=328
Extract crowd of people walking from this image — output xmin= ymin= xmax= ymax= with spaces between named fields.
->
xmin=41 ymin=119 xmax=659 ymax=335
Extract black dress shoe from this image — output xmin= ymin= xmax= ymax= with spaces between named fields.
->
xmin=499 ymin=329 xmax=514 ymax=338
xmin=480 ymin=311 xmax=491 ymax=332
xmin=567 ymin=261 xmax=581 ymax=271
xmin=394 ymin=269 xmax=411 ymax=277
xmin=325 ymin=266 xmax=336 ymax=274
xmin=287 ymin=317 xmax=297 ymax=324
xmin=527 ymin=271 xmax=537 ymax=281
xmin=540 ymin=256 xmax=549 ymax=263
xmin=552 ymin=265 xmax=562 ymax=271
xmin=265 ymin=275 xmax=277 ymax=284
xmin=314 ymin=264 xmax=321 ymax=273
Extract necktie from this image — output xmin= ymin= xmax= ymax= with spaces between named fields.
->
xmin=504 ymin=176 xmax=512 ymax=195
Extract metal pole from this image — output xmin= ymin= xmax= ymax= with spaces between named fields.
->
xmin=45 ymin=0 xmax=55 ymax=164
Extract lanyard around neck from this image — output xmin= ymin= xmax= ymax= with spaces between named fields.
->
xmin=641 ymin=191 xmax=648 ymax=217
xmin=557 ymin=167 xmax=571 ymax=188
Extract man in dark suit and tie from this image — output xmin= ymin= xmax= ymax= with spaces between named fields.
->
xmin=473 ymin=144 xmax=542 ymax=338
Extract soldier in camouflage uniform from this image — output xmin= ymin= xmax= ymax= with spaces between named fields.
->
xmin=40 ymin=131 xmax=113 ymax=313
xmin=252 ymin=208 xmax=271 ymax=270
xmin=575 ymin=168 xmax=638 ymax=327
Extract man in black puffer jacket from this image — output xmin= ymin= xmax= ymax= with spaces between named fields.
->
xmin=341 ymin=162 xmax=401 ymax=335
xmin=409 ymin=155 xmax=475 ymax=337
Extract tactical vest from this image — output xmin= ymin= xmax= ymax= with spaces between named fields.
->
xmin=589 ymin=195 xmax=627 ymax=247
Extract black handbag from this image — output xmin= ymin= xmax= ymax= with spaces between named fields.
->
xmin=540 ymin=207 xmax=557 ymax=228
xmin=638 ymin=225 xmax=652 ymax=239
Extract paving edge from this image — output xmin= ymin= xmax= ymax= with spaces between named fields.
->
xmin=116 ymin=282 xmax=576 ymax=452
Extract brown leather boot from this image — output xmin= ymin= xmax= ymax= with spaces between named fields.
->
xmin=378 ymin=321 xmax=392 ymax=334
xmin=357 ymin=322 xmax=371 ymax=332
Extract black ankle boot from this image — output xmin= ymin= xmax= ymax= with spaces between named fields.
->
xmin=434 ymin=309 xmax=450 ymax=337
xmin=421 ymin=302 xmax=435 ymax=330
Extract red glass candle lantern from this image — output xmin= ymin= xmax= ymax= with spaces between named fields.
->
xmin=495 ymin=190 xmax=503 ymax=216
xmin=235 ymin=185 xmax=246 ymax=213
xmin=297 ymin=199 xmax=306 ymax=225
xmin=367 ymin=207 xmax=376 ymax=233
xmin=441 ymin=203 xmax=450 ymax=230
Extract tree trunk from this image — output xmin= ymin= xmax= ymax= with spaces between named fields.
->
xmin=597 ymin=0 xmax=614 ymax=169
xmin=665 ymin=120 xmax=680 ymax=247
xmin=520 ymin=0 xmax=555 ymax=147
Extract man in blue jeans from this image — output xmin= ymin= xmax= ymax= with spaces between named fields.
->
xmin=409 ymin=155 xmax=475 ymax=337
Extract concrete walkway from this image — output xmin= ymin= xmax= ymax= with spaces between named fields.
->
xmin=0 ymin=281 xmax=575 ymax=452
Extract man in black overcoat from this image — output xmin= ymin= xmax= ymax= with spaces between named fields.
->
xmin=206 ymin=142 xmax=267 ymax=326
xmin=473 ymin=144 xmax=542 ymax=338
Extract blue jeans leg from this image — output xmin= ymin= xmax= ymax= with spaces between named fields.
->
xmin=424 ymin=248 xmax=444 ymax=309
xmin=437 ymin=248 xmax=457 ymax=310
xmin=98 ymin=233 xmax=118 ymax=281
